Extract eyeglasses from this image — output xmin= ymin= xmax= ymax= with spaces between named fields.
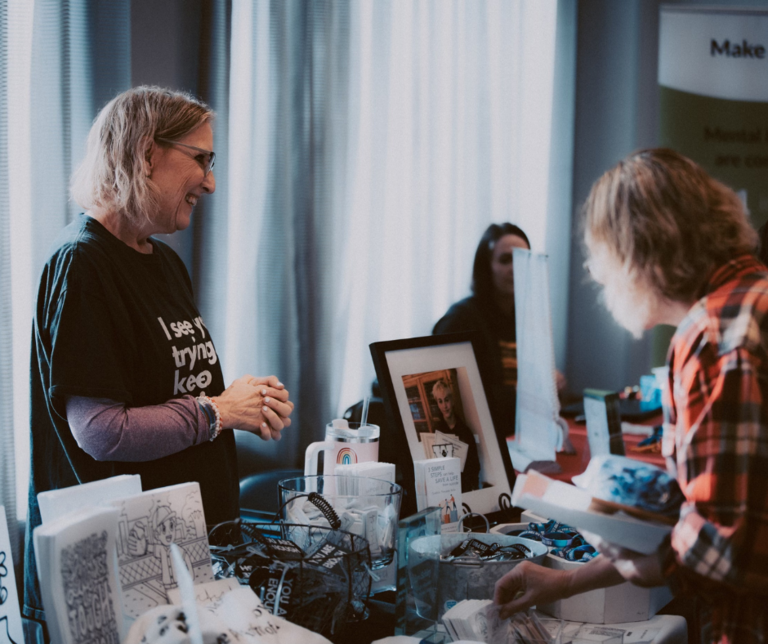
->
xmin=156 ymin=137 xmax=216 ymax=177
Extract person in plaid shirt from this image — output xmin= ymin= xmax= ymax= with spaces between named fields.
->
xmin=494 ymin=149 xmax=768 ymax=643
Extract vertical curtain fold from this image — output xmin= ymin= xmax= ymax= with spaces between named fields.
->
xmin=0 ymin=0 xmax=17 ymax=558
xmin=30 ymin=0 xmax=73 ymax=269
xmin=290 ymin=0 xmax=352 ymax=461
xmin=223 ymin=0 xmax=351 ymax=469
xmin=274 ymin=0 xmax=319 ymax=450
xmin=30 ymin=0 xmax=130 ymax=274
xmin=225 ymin=0 xmax=302 ymax=466
xmin=194 ymin=0 xmax=231 ymax=342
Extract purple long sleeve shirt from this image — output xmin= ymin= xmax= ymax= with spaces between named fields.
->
xmin=66 ymin=395 xmax=212 ymax=462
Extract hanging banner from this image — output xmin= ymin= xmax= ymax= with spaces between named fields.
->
xmin=510 ymin=249 xmax=567 ymax=471
xmin=659 ymin=6 xmax=768 ymax=229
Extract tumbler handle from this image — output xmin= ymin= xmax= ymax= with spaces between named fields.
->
xmin=304 ymin=440 xmax=335 ymax=476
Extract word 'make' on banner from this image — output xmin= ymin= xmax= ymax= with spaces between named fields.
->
xmin=659 ymin=6 xmax=768 ymax=228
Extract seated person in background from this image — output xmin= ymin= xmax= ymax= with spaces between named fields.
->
xmin=431 ymin=379 xmax=480 ymax=491
xmin=494 ymin=149 xmax=767 ymax=644
xmin=434 ymin=223 xmax=555 ymax=442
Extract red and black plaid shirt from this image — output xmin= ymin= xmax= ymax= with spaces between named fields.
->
xmin=663 ymin=254 xmax=768 ymax=644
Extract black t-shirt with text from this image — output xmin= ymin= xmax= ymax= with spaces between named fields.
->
xmin=24 ymin=214 xmax=238 ymax=620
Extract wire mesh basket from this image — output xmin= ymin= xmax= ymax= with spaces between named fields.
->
xmin=208 ymin=516 xmax=372 ymax=635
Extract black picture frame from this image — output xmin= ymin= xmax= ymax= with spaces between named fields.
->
xmin=370 ymin=332 xmax=517 ymax=519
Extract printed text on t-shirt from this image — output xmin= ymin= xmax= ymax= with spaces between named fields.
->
xmin=157 ymin=316 xmax=219 ymax=396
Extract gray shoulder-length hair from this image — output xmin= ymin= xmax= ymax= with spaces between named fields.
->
xmin=70 ymin=86 xmax=214 ymax=225
xmin=582 ymin=148 xmax=757 ymax=303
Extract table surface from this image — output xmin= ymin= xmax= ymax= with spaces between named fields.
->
xmin=403 ymin=613 xmax=687 ymax=644
xmin=509 ymin=415 xmax=666 ymax=483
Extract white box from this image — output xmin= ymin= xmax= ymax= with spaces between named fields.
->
xmin=489 ymin=522 xmax=530 ymax=536
xmin=539 ymin=552 xmax=672 ymax=624
xmin=538 ymin=613 xmax=688 ymax=644
xmin=38 ymin=474 xmax=142 ymax=523
xmin=512 ymin=510 xmax=673 ymax=624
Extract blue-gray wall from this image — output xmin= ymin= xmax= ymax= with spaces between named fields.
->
xmin=565 ymin=0 xmax=768 ymax=394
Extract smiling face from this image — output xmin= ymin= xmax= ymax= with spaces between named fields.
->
xmin=491 ymin=233 xmax=530 ymax=298
xmin=155 ymin=514 xmax=177 ymax=546
xmin=147 ymin=122 xmax=216 ymax=235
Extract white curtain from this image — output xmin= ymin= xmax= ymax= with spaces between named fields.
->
xmin=335 ymin=0 xmax=560 ymax=409
xmin=1 ymin=0 xmax=19 ymax=553
xmin=224 ymin=0 xmax=561 ymax=463
xmin=1 ymin=0 xmax=130 ymax=542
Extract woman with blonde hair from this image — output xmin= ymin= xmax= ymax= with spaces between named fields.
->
xmin=24 ymin=86 xmax=294 ymax=631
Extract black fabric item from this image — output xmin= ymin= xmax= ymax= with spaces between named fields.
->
xmin=432 ymin=295 xmax=517 ymax=441
xmin=24 ymin=215 xmax=239 ymax=621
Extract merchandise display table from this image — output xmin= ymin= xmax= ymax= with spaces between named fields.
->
xmin=545 ymin=613 xmax=688 ymax=644
xmin=548 ymin=615 xmax=688 ymax=644
xmin=340 ymin=417 xmax=676 ymax=643
xmin=408 ymin=613 xmax=687 ymax=644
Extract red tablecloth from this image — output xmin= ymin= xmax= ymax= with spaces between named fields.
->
xmin=509 ymin=416 xmax=666 ymax=483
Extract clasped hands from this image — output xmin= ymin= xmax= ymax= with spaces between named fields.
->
xmin=214 ymin=374 xmax=294 ymax=441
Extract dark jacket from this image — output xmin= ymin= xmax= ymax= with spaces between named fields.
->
xmin=433 ymin=295 xmax=517 ymax=441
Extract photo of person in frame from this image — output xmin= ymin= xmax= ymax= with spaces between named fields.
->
xmin=402 ymin=368 xmax=482 ymax=492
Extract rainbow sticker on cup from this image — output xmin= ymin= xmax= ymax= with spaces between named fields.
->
xmin=336 ymin=448 xmax=358 ymax=465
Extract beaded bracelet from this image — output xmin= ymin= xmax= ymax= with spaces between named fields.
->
xmin=197 ymin=395 xmax=223 ymax=442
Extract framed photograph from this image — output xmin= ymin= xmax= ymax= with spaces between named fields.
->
xmin=370 ymin=332 xmax=516 ymax=518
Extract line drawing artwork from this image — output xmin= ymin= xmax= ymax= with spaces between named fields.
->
xmin=113 ymin=486 xmax=213 ymax=619
xmin=60 ymin=530 xmax=120 ymax=643
xmin=431 ymin=442 xmax=456 ymax=458
xmin=0 ymin=551 xmax=19 ymax=644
